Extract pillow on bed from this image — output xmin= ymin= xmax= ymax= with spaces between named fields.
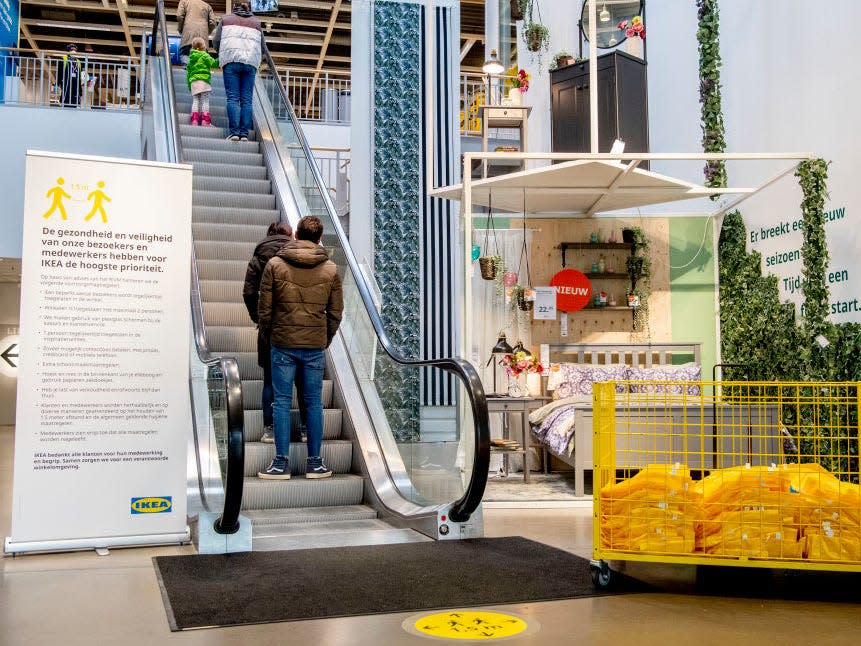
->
xmin=627 ymin=363 xmax=702 ymax=395
xmin=549 ymin=363 xmax=630 ymax=398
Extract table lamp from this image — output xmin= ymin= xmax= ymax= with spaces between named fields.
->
xmin=486 ymin=332 xmax=513 ymax=395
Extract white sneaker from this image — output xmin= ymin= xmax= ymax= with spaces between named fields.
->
xmin=260 ymin=425 xmax=275 ymax=443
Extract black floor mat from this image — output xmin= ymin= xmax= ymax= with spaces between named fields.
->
xmin=153 ymin=536 xmax=651 ymax=630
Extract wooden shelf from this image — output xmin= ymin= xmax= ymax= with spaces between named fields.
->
xmin=559 ymin=242 xmax=632 ymax=250
xmin=559 ymin=241 xmax=633 ymax=267
xmin=584 ymin=272 xmax=628 ymax=279
xmin=579 ymin=306 xmax=632 ymax=311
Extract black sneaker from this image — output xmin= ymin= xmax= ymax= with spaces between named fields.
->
xmin=260 ymin=424 xmax=274 ymax=444
xmin=258 ymin=455 xmax=290 ymax=479
xmin=306 ymin=457 xmax=332 ymax=479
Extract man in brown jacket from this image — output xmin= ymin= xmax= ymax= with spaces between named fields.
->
xmin=257 ymin=216 xmax=343 ymax=480
xmin=177 ymin=0 xmax=217 ymax=65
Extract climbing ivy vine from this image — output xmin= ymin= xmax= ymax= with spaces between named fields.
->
xmin=696 ymin=0 xmax=727 ymax=192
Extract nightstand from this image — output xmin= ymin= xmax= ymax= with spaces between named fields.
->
xmin=486 ymin=395 xmax=550 ymax=483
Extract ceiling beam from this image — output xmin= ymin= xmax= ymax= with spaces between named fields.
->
xmin=460 ymin=38 xmax=476 ymax=62
xmin=304 ymin=0 xmax=342 ymax=114
xmin=114 ymin=0 xmax=138 ymax=57
xmin=18 ymin=22 xmax=41 ymax=51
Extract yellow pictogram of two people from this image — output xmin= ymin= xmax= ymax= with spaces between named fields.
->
xmin=43 ymin=178 xmax=112 ymax=223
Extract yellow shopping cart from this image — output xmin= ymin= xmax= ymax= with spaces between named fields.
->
xmin=590 ymin=381 xmax=861 ymax=588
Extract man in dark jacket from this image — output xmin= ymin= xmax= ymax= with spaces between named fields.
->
xmin=242 ymin=222 xmax=306 ymax=444
xmin=257 ymin=216 xmax=343 ymax=480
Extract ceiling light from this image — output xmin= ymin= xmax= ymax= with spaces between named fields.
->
xmin=482 ymin=48 xmax=504 ymax=76
xmin=599 ymin=5 xmax=611 ymax=22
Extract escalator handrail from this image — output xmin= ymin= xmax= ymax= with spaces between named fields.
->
xmin=261 ymin=45 xmax=489 ymax=522
xmin=151 ymin=0 xmax=245 ymax=534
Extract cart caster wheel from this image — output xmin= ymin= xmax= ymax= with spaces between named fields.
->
xmin=590 ymin=561 xmax=614 ymax=589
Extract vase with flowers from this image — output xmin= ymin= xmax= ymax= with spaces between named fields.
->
xmin=500 ymin=347 xmax=543 ymax=397
xmin=617 ymin=15 xmax=645 ymax=58
xmin=504 ymin=66 xmax=530 ymax=105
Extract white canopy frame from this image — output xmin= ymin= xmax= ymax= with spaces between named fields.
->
xmin=430 ymin=150 xmax=817 ymax=362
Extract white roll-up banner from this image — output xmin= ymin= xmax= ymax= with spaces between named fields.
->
xmin=5 ymin=151 xmax=193 ymax=554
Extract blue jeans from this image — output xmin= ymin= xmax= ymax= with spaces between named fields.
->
xmin=271 ymin=346 xmax=324 ymax=458
xmin=222 ymin=62 xmax=256 ymax=137
xmin=262 ymin=348 xmax=306 ymax=440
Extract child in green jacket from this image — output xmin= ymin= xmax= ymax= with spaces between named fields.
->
xmin=186 ymin=37 xmax=219 ymax=126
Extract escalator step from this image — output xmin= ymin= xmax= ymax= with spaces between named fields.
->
xmin=194 ymin=206 xmax=278 ymax=227
xmin=242 ymin=474 xmax=364 ymax=511
xmin=193 ymin=189 xmax=276 ymax=210
xmin=244 ymin=440 xmax=352 ymax=477
xmin=197 ymin=259 xmax=248 ymax=281
xmin=190 ymin=163 xmax=267 ymax=181
xmin=184 ymin=148 xmax=263 ymax=166
xmin=193 ymin=222 xmax=272 ymax=243
xmin=193 ymin=176 xmax=271 ymax=195
xmin=195 ymin=240 xmax=258 ymax=262
xmin=198 ymin=279 xmax=245 ymax=303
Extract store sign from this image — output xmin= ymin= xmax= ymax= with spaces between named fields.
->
xmin=0 ymin=0 xmax=19 ymax=103
xmin=550 ymin=269 xmax=592 ymax=312
xmin=0 ymin=334 xmax=18 ymax=377
xmin=6 ymin=151 xmax=193 ymax=554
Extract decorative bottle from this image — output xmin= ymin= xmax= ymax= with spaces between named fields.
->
xmin=597 ymin=255 xmax=606 ymax=274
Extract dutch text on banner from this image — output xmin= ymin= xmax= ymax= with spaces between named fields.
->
xmin=6 ymin=151 xmax=193 ymax=554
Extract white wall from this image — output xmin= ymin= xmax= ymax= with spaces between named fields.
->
xmin=719 ymin=0 xmax=860 ymax=323
xmin=525 ymin=1 xmax=859 ymax=323
xmin=301 ymin=122 xmax=351 ymax=150
xmin=0 ymin=106 xmax=142 ymax=258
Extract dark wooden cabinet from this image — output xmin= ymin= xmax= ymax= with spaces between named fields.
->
xmin=550 ymin=51 xmax=649 ymax=166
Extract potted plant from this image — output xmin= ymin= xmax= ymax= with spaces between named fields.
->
xmin=522 ymin=0 xmax=549 ymax=54
xmin=510 ymin=284 xmax=534 ymax=312
xmin=549 ymin=51 xmax=576 ymax=71
xmin=510 ymin=0 xmax=527 ymax=21
xmin=479 ymin=254 xmax=504 ymax=281
xmin=524 ymin=22 xmax=550 ymax=53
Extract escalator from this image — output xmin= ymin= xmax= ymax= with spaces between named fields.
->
xmin=143 ymin=1 xmax=489 ymax=550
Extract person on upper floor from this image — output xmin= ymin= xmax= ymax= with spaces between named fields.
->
xmin=212 ymin=2 xmax=263 ymax=142
xmin=58 ymin=44 xmax=82 ymax=108
xmin=177 ymin=0 xmax=218 ymax=65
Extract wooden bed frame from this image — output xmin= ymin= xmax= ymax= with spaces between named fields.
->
xmin=538 ymin=342 xmax=779 ymax=498
xmin=548 ymin=342 xmax=702 ymax=368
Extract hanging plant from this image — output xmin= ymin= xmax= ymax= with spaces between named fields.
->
xmin=510 ymin=0 xmax=527 ymax=22
xmin=522 ymin=0 xmax=550 ymax=69
xmin=477 ymin=194 xmax=505 ymax=300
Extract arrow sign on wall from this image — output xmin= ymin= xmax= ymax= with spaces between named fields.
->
xmin=1 ymin=342 xmax=18 ymax=368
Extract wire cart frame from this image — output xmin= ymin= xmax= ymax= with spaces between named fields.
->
xmin=590 ymin=381 xmax=861 ymax=587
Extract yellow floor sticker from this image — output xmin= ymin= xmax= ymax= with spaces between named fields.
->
xmin=408 ymin=610 xmax=530 ymax=640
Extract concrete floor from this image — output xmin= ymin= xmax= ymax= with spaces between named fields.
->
xmin=2 ymin=425 xmax=860 ymax=645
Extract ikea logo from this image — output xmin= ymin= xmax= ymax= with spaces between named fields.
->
xmin=130 ymin=496 xmax=173 ymax=514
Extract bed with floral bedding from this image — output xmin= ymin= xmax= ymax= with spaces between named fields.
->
xmin=527 ymin=344 xmax=703 ymax=496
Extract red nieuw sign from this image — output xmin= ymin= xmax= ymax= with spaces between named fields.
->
xmin=550 ymin=269 xmax=593 ymax=312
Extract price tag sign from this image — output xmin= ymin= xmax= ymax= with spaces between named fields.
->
xmin=532 ymin=287 xmax=556 ymax=320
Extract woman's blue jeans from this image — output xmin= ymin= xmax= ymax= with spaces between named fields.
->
xmin=270 ymin=346 xmax=324 ymax=458
xmin=222 ymin=62 xmax=256 ymax=137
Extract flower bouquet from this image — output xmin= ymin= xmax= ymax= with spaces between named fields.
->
xmin=505 ymin=66 xmax=531 ymax=93
xmin=617 ymin=15 xmax=646 ymax=40
xmin=500 ymin=349 xmax=543 ymax=377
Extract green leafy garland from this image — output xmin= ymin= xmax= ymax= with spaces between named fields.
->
xmin=696 ymin=0 xmax=727 ymax=192
xmin=796 ymin=159 xmax=831 ymax=377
